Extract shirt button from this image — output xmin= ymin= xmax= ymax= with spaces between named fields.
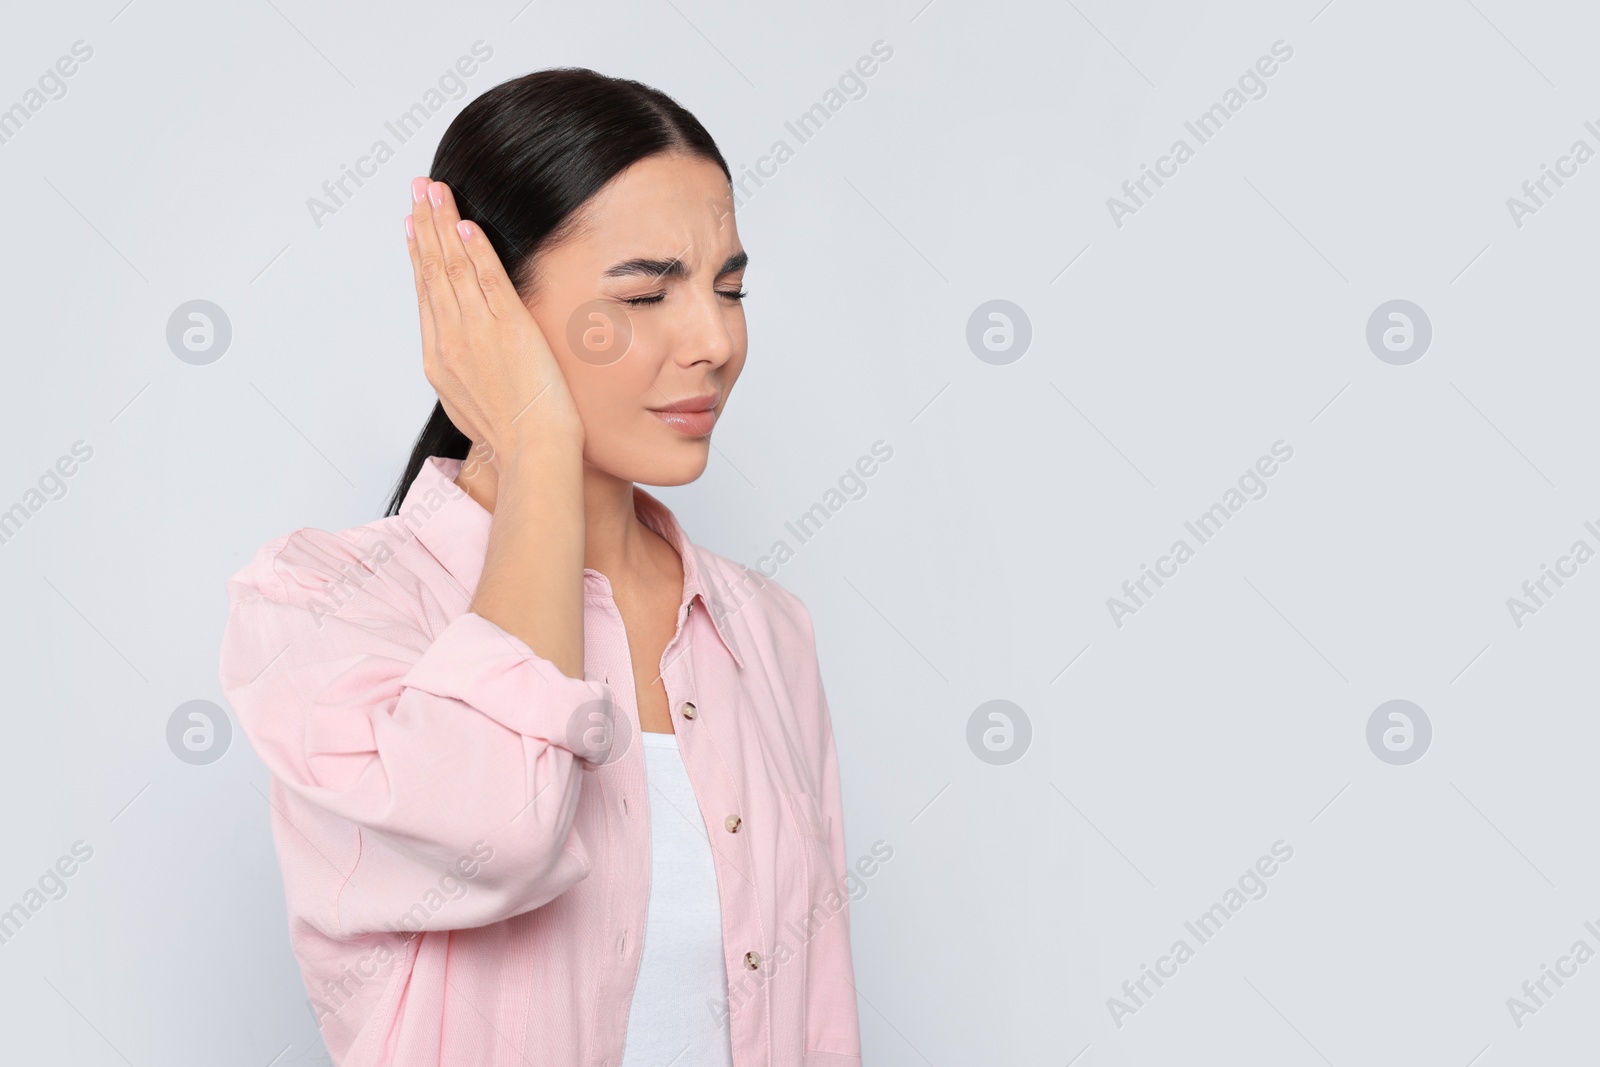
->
xmin=724 ymin=814 xmax=742 ymax=833
xmin=744 ymin=950 xmax=761 ymax=970
xmin=680 ymin=701 xmax=697 ymax=720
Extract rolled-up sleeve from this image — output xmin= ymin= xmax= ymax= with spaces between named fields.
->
xmin=217 ymin=529 xmax=615 ymax=940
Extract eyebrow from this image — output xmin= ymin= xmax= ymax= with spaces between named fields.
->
xmin=603 ymin=249 xmax=748 ymax=281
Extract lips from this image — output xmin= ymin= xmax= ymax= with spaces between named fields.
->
xmin=648 ymin=392 xmax=720 ymax=414
xmin=649 ymin=393 xmax=719 ymax=438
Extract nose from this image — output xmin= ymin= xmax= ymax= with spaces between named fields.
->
xmin=675 ymin=287 xmax=740 ymax=368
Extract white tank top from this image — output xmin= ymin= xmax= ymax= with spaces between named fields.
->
xmin=619 ymin=729 xmax=736 ymax=1067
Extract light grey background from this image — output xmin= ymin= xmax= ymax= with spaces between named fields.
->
xmin=2 ymin=0 xmax=1596 ymax=1063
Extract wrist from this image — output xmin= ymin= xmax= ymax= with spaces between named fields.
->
xmin=499 ymin=428 xmax=583 ymax=475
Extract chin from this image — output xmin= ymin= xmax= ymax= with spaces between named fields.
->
xmin=635 ymin=456 xmax=711 ymax=488
xmin=617 ymin=439 xmax=712 ymax=487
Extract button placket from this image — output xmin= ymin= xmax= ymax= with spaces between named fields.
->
xmin=660 ymin=635 xmax=766 ymax=1034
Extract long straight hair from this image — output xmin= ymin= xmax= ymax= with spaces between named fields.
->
xmin=383 ymin=67 xmax=732 ymax=517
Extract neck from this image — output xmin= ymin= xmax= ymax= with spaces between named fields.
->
xmin=453 ymin=451 xmax=662 ymax=587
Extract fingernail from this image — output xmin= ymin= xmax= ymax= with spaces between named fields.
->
xmin=405 ymin=215 xmax=415 ymax=241
xmin=456 ymin=220 xmax=472 ymax=241
xmin=411 ymin=177 xmax=428 ymax=204
xmin=428 ymin=182 xmax=444 ymax=208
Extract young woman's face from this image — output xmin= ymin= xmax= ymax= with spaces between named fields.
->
xmin=525 ymin=151 xmax=748 ymax=487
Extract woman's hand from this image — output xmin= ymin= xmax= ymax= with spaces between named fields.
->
xmin=405 ymin=176 xmax=584 ymax=462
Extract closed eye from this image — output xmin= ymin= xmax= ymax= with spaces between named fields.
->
xmin=622 ymin=289 xmax=747 ymax=307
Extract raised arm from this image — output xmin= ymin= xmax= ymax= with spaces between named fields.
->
xmin=217 ymin=176 xmax=602 ymax=940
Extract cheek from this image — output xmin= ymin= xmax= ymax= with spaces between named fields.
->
xmin=565 ymin=342 xmax=668 ymax=425
xmin=537 ymin=302 xmax=647 ymax=405
xmin=725 ymin=345 xmax=748 ymax=389
xmin=729 ymin=311 xmax=749 ymax=365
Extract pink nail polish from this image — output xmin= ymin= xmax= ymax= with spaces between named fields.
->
xmin=411 ymin=177 xmax=428 ymax=203
xmin=457 ymin=220 xmax=472 ymax=241
xmin=405 ymin=215 xmax=415 ymax=241
xmin=428 ymin=182 xmax=444 ymax=208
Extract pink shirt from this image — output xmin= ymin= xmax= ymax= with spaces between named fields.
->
xmin=217 ymin=455 xmax=863 ymax=1067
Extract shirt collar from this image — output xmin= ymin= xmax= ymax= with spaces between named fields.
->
xmin=399 ymin=455 xmax=745 ymax=670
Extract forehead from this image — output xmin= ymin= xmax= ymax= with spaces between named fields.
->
xmin=562 ymin=152 xmax=739 ymax=264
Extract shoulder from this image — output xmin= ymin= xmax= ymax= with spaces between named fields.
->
xmin=224 ymin=514 xmax=425 ymax=616
xmin=218 ymin=514 xmax=441 ymax=690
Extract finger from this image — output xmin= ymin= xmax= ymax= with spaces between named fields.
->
xmin=455 ymin=217 xmax=520 ymax=320
xmin=411 ymin=176 xmax=461 ymax=332
xmin=426 ymin=181 xmax=492 ymax=322
xmin=404 ymin=211 xmax=438 ymax=363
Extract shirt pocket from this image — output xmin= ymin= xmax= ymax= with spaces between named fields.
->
xmin=782 ymin=791 xmax=845 ymax=1054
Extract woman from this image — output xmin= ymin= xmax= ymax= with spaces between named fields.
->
xmin=217 ymin=67 xmax=863 ymax=1067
